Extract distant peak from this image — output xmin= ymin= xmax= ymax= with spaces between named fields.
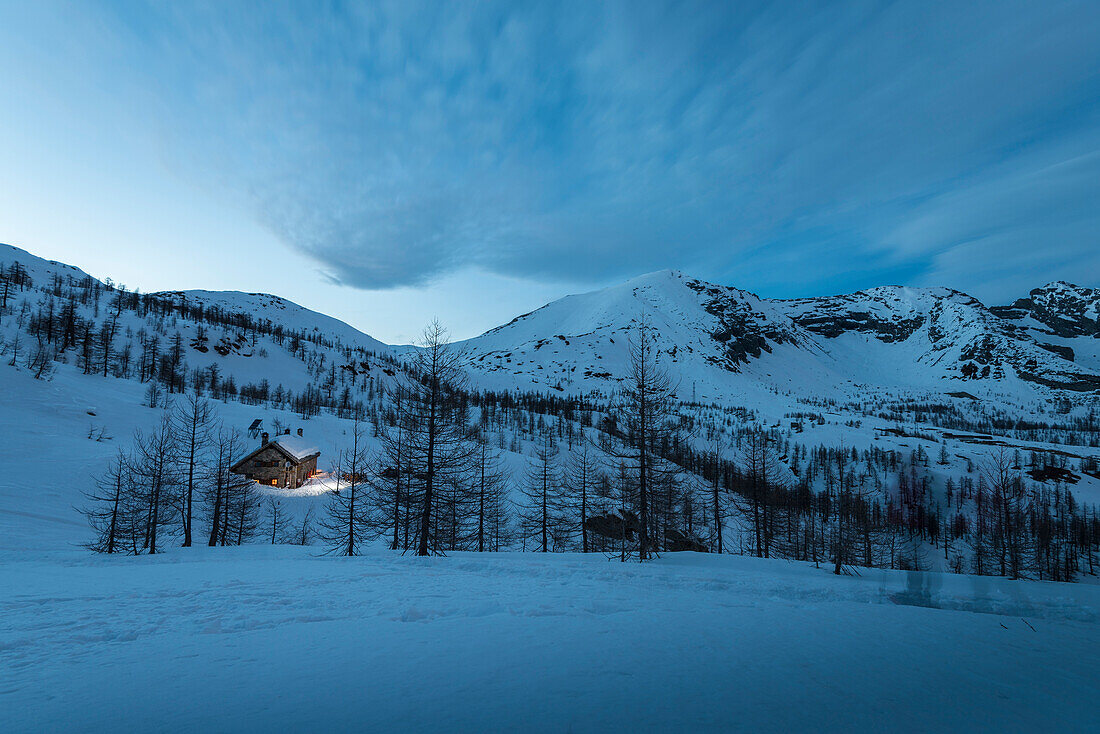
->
xmin=1036 ymin=281 xmax=1085 ymax=292
xmin=626 ymin=268 xmax=686 ymax=282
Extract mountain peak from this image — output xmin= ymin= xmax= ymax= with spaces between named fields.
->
xmin=1034 ymin=281 xmax=1092 ymax=295
xmin=619 ymin=268 xmax=689 ymax=287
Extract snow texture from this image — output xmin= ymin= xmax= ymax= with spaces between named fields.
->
xmin=2 ymin=242 xmax=1099 ymax=731
xmin=4 ymin=547 xmax=1099 ymax=733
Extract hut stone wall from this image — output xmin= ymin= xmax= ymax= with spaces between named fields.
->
xmin=234 ymin=445 xmax=319 ymax=489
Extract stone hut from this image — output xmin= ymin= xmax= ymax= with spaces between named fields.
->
xmin=230 ymin=428 xmax=320 ymax=489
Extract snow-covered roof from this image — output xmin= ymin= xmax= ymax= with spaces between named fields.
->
xmin=270 ymin=434 xmax=320 ymax=461
xmin=230 ymin=434 xmax=321 ymax=472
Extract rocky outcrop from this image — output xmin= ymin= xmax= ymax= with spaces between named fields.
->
xmin=994 ymin=282 xmax=1100 ymax=338
xmin=457 ymin=269 xmax=1100 ymax=397
xmin=684 ymin=279 xmax=800 ymax=372
xmin=794 ymin=311 xmax=924 ymax=342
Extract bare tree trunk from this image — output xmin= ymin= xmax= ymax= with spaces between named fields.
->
xmin=172 ymin=394 xmax=215 ymax=547
xmin=711 ymin=438 xmax=724 ymax=554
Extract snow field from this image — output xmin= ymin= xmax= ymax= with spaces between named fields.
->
xmin=3 ymin=547 xmax=1098 ymax=733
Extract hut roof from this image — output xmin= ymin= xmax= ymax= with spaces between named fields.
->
xmin=230 ymin=435 xmax=320 ymax=473
xmin=270 ymin=435 xmax=320 ymax=461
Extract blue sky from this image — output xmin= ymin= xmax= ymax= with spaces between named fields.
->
xmin=1 ymin=1 xmax=1097 ymax=343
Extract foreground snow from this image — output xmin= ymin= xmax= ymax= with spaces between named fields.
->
xmin=3 ymin=547 xmax=1098 ymax=733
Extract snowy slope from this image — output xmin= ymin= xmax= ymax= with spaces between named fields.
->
xmin=4 ymin=546 xmax=1099 ymax=733
xmin=5 ymin=241 xmax=1096 ymax=405
xmin=783 ymin=284 xmax=1100 ymax=392
xmin=0 ymin=242 xmax=395 ymax=398
xmin=456 ymin=271 xmax=1100 ymax=401
xmin=3 ymin=240 xmax=1098 ymax=556
xmin=154 ymin=288 xmax=388 ymax=355
xmin=992 ymin=282 xmax=1100 ymax=373
xmin=0 ymin=242 xmax=98 ymax=284
xmin=3 ymin=244 xmax=1100 ymax=733
xmin=0 ymin=242 xmax=388 ymax=355
xmin=451 ymin=270 xmax=809 ymax=401
xmin=0 ymin=361 xmax=358 ymax=552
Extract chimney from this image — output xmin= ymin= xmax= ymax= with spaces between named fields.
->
xmin=297 ymin=428 xmax=303 ymax=437
xmin=261 ymin=432 xmax=269 ymax=446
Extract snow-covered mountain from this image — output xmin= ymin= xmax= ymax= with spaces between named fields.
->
xmin=0 ymin=242 xmax=396 ymax=399
xmin=990 ymin=282 xmax=1100 ymax=373
xmin=456 ymin=270 xmax=1100 ymax=400
xmin=994 ymin=282 xmax=1100 ymax=338
xmin=3 ymin=240 xmax=1100 ymax=610
xmin=0 ymin=242 xmax=388 ymax=351
xmin=153 ymin=289 xmax=389 ymax=355
xmin=782 ymin=283 xmax=1100 ymax=392
xmin=453 ymin=270 xmax=817 ymax=402
xmin=3 ymin=242 xmax=1098 ymax=405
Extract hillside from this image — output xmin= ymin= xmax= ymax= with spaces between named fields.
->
xmin=457 ymin=270 xmax=1100 ymax=400
xmin=992 ymin=282 xmax=1100 ymax=373
xmin=0 ymin=242 xmax=400 ymax=406
xmin=2 ymin=240 xmax=1099 ymax=580
xmin=5 ymin=243 xmax=1099 ymax=408
xmin=3 ymin=242 xmax=1100 ymax=732
xmin=153 ymin=288 xmax=389 ymax=356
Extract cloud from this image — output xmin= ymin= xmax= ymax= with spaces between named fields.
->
xmin=72 ymin=1 xmax=1100 ymax=293
xmin=898 ymin=142 xmax=1100 ymax=302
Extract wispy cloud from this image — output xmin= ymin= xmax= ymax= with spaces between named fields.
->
xmin=28 ymin=0 xmax=1100 ymax=299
